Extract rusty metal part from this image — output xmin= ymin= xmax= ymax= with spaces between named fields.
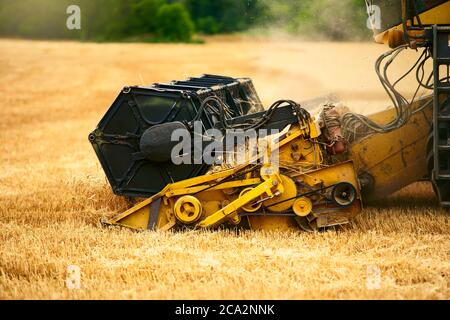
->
xmin=319 ymin=104 xmax=348 ymax=155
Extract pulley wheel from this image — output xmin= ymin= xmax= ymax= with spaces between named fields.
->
xmin=331 ymin=182 xmax=356 ymax=207
xmin=174 ymin=195 xmax=202 ymax=224
xmin=293 ymin=197 xmax=312 ymax=217
xmin=239 ymin=187 xmax=262 ymax=213
xmin=264 ymin=175 xmax=297 ymax=212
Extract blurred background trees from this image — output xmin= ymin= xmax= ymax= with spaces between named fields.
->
xmin=0 ymin=0 xmax=371 ymax=42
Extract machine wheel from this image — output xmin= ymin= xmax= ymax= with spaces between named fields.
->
xmin=239 ymin=188 xmax=262 ymax=213
xmin=294 ymin=217 xmax=317 ymax=232
xmin=263 ymin=175 xmax=297 ymax=212
xmin=174 ymin=196 xmax=203 ymax=224
xmin=330 ymin=182 xmax=357 ymax=207
xmin=293 ymin=197 xmax=313 ymax=217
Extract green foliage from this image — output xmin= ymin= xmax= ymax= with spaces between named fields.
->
xmin=184 ymin=0 xmax=266 ymax=34
xmin=128 ymin=0 xmax=165 ymax=35
xmin=0 ymin=0 xmax=371 ymax=42
xmin=196 ymin=16 xmax=220 ymax=35
xmin=260 ymin=0 xmax=371 ymax=40
xmin=0 ymin=0 xmax=195 ymax=42
xmin=0 ymin=0 xmax=77 ymax=39
xmin=295 ymin=0 xmax=370 ymax=40
xmin=155 ymin=2 xmax=194 ymax=41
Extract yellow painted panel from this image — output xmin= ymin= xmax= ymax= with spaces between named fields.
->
xmin=347 ymin=96 xmax=433 ymax=200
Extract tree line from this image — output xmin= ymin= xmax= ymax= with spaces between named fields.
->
xmin=0 ymin=0 xmax=370 ymax=42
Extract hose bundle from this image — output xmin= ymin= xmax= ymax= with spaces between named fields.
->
xmin=341 ymin=44 xmax=434 ymax=143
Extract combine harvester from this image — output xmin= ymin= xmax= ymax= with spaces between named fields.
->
xmin=89 ymin=1 xmax=450 ymax=232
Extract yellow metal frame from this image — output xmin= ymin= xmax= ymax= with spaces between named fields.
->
xmin=347 ymin=96 xmax=433 ymax=200
xmin=104 ymin=116 xmax=364 ymax=232
xmin=104 ymin=119 xmax=328 ymax=231
xmin=374 ymin=1 xmax=450 ymax=45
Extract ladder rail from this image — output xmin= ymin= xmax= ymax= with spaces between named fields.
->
xmin=432 ymin=25 xmax=450 ymax=207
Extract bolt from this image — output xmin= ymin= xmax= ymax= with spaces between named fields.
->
xmin=291 ymin=152 xmax=301 ymax=161
xmin=122 ymin=86 xmax=131 ymax=94
xmin=88 ymin=133 xmax=96 ymax=142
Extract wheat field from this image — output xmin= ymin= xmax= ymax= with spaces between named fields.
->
xmin=0 ymin=37 xmax=449 ymax=300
